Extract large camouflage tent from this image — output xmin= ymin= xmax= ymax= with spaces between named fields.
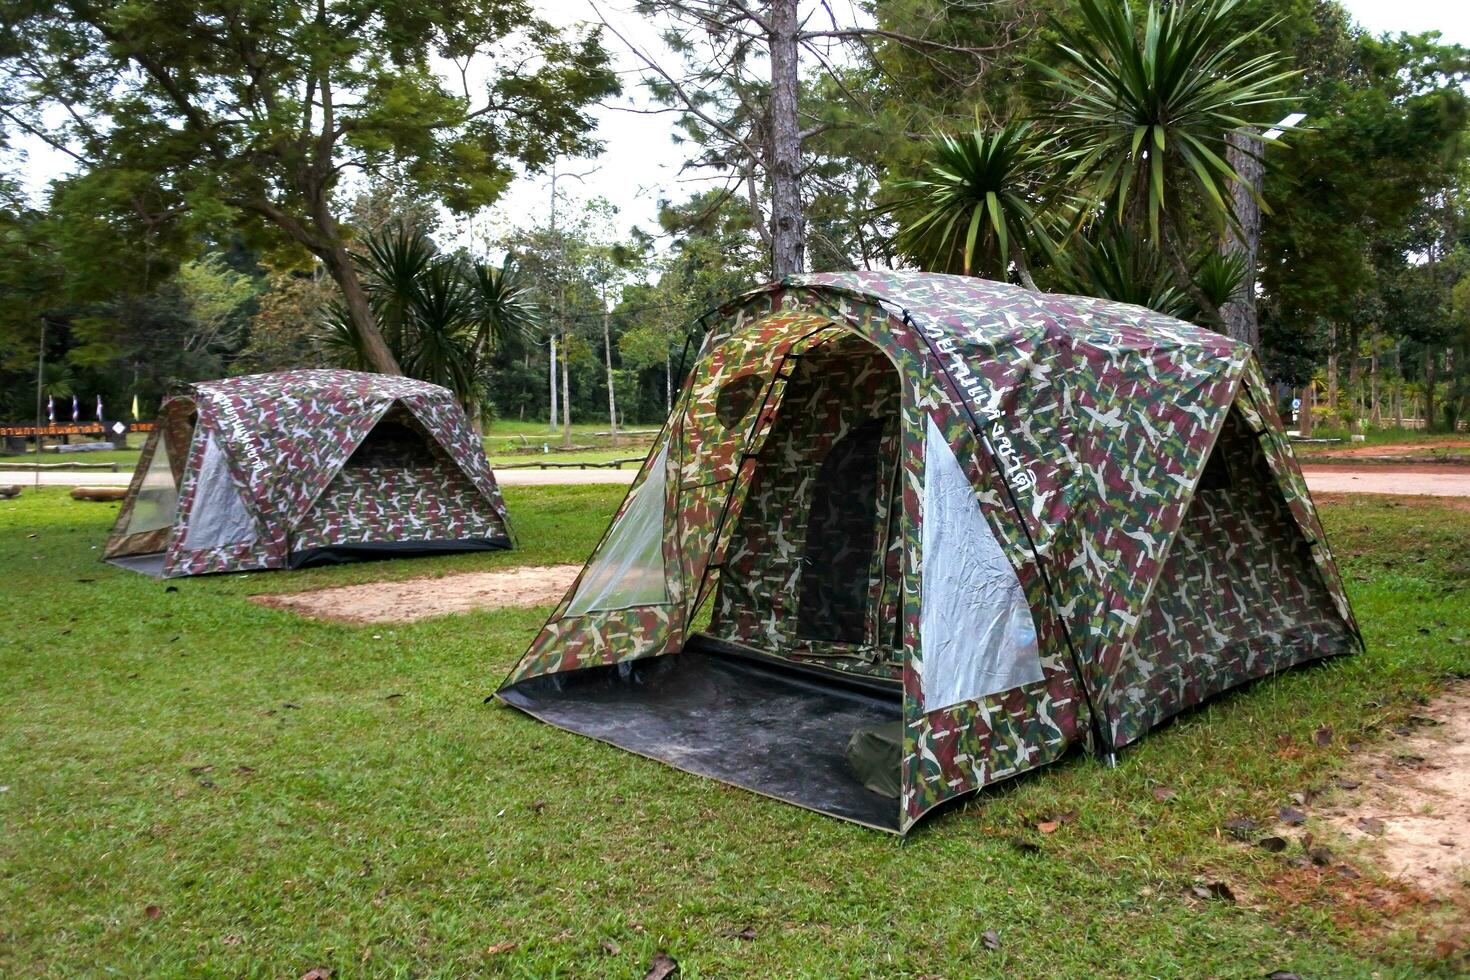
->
xmin=498 ymin=272 xmax=1361 ymax=833
xmin=104 ymin=370 xmax=512 ymax=578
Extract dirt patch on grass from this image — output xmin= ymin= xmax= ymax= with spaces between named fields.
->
xmin=1298 ymin=438 xmax=1470 ymax=458
xmin=252 ymin=564 xmax=581 ymax=624
xmin=1321 ymin=686 xmax=1470 ymax=898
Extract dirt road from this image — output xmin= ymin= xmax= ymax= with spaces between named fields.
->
xmin=10 ymin=463 xmax=1470 ymax=497
xmin=1297 ymin=464 xmax=1470 ymax=498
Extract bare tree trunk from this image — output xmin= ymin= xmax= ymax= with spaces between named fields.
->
xmin=602 ymin=297 xmax=618 ymax=437
xmin=768 ymin=0 xmax=804 ymax=279
xmin=1326 ymin=323 xmax=1338 ymax=415
xmin=319 ymin=242 xmax=401 ymax=375
xmin=1425 ymin=350 xmax=1438 ymax=433
xmin=1299 ymin=384 xmax=1314 ymax=437
xmin=664 ymin=351 xmax=672 ymax=415
xmin=548 ymin=333 xmax=559 ymax=431
xmin=1393 ymin=345 xmax=1403 ymax=428
xmin=560 ymin=331 xmax=573 ymax=448
xmin=1370 ymin=328 xmax=1381 ymax=427
xmin=1347 ymin=330 xmax=1362 ymax=435
xmin=1222 ymin=131 xmax=1263 ymax=349
xmin=33 ymin=317 xmax=46 ymax=456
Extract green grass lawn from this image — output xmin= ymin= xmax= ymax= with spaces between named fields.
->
xmin=2 ymin=489 xmax=1468 ymax=977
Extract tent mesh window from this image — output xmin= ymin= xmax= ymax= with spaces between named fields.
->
xmin=796 ymin=416 xmax=889 ymax=643
xmin=711 ymin=333 xmax=903 ymax=677
xmin=119 ymin=408 xmax=195 ymax=539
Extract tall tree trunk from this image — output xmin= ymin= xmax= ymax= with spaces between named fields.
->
xmin=33 ymin=316 xmax=45 ymax=455
xmin=768 ymin=0 xmax=804 ymax=279
xmin=602 ymin=301 xmax=618 ymax=437
xmin=1347 ymin=329 xmax=1362 ymax=435
xmin=1425 ymin=350 xmax=1438 ymax=433
xmin=319 ymin=241 xmax=401 ymax=375
xmin=548 ymin=333 xmax=559 ymax=431
xmin=1370 ymin=328 xmax=1381 ymax=427
xmin=1221 ymin=131 xmax=1263 ymax=349
xmin=1326 ymin=323 xmax=1338 ymax=415
xmin=665 ymin=351 xmax=672 ymax=415
xmin=561 ymin=331 xmax=573 ymax=448
xmin=1298 ymin=384 xmax=1314 ymax=437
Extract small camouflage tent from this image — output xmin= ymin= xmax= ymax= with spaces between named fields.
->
xmin=105 ymin=370 xmax=511 ymax=578
xmin=498 ymin=272 xmax=1360 ymax=833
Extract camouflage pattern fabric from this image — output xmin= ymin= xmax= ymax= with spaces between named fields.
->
xmin=503 ymin=272 xmax=1360 ymax=833
xmin=104 ymin=370 xmax=511 ymax=577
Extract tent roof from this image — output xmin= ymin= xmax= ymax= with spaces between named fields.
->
xmin=181 ymin=368 xmax=457 ymax=408
xmin=735 ymin=270 xmax=1247 ymax=359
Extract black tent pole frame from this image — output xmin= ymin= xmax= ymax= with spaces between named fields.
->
xmin=899 ymin=310 xmax=1114 ymax=764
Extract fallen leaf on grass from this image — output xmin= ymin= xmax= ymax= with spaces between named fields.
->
xmin=1036 ymin=820 xmax=1060 ymax=834
xmin=981 ymin=930 xmax=1000 ymax=951
xmin=1008 ymin=836 xmax=1041 ymax=854
xmin=644 ymin=951 xmax=679 ymax=980
xmin=1308 ymin=846 xmax=1334 ymax=867
xmin=1278 ymin=806 xmax=1307 ymax=826
xmin=486 ymin=942 xmax=517 ymax=954
xmin=1189 ymin=881 xmax=1236 ymax=903
xmin=300 ymin=968 xmax=332 ymax=980
xmin=1223 ymin=818 xmax=1258 ymax=841
xmin=1314 ymin=726 xmax=1333 ymax=747
xmin=1335 ymin=778 xmax=1360 ymax=790
xmin=222 ymin=934 xmax=242 ymax=946
xmin=144 ymin=904 xmax=162 ymax=919
xmin=188 ymin=765 xmax=214 ymax=776
xmin=1265 ymin=971 xmax=1303 ymax=980
xmin=721 ymin=926 xmax=757 ymax=940
xmin=1356 ymin=816 xmax=1385 ymax=836
xmin=600 ymin=940 xmax=621 ymax=955
xmin=1151 ymin=786 xmax=1176 ymax=802
xmin=1257 ymin=836 xmax=1288 ymax=853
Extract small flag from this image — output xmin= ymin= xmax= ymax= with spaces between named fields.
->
xmin=71 ymin=395 xmax=78 ymax=421
xmin=96 ymin=395 xmax=104 ymax=421
xmin=47 ymin=397 xmax=54 ymax=424
xmin=131 ymin=394 xmax=140 ymax=421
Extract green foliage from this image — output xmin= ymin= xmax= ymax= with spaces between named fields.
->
xmin=1040 ymin=0 xmax=1296 ymax=242
xmin=0 ymin=0 xmax=618 ymax=368
xmin=325 ymin=226 xmax=540 ymax=404
xmin=1053 ymin=224 xmax=1193 ymax=319
xmin=888 ymin=122 xmax=1059 ymax=280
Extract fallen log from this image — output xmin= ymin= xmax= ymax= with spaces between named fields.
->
xmin=71 ymin=486 xmax=127 ymax=502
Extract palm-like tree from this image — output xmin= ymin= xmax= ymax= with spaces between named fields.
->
xmin=1055 ymin=224 xmax=1247 ymax=322
xmin=323 ymin=227 xmax=539 ymax=420
xmin=1039 ymin=0 xmax=1295 ymax=320
xmin=887 ymin=122 xmax=1060 ymax=289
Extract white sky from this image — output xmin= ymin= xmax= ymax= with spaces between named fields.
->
xmin=8 ymin=0 xmax=1469 ymax=251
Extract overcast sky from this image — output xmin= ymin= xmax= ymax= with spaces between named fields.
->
xmin=9 ymin=0 xmax=1469 ymax=252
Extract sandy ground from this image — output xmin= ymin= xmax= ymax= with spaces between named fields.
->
xmin=1297 ymin=464 xmax=1470 ymax=497
xmin=251 ymin=564 xmax=581 ymax=624
xmin=1320 ymin=686 xmax=1470 ymax=897
xmin=6 ymin=467 xmax=640 ymax=488
xmin=13 ymin=462 xmax=1470 ymax=496
xmin=1298 ymin=439 xmax=1470 ymax=459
